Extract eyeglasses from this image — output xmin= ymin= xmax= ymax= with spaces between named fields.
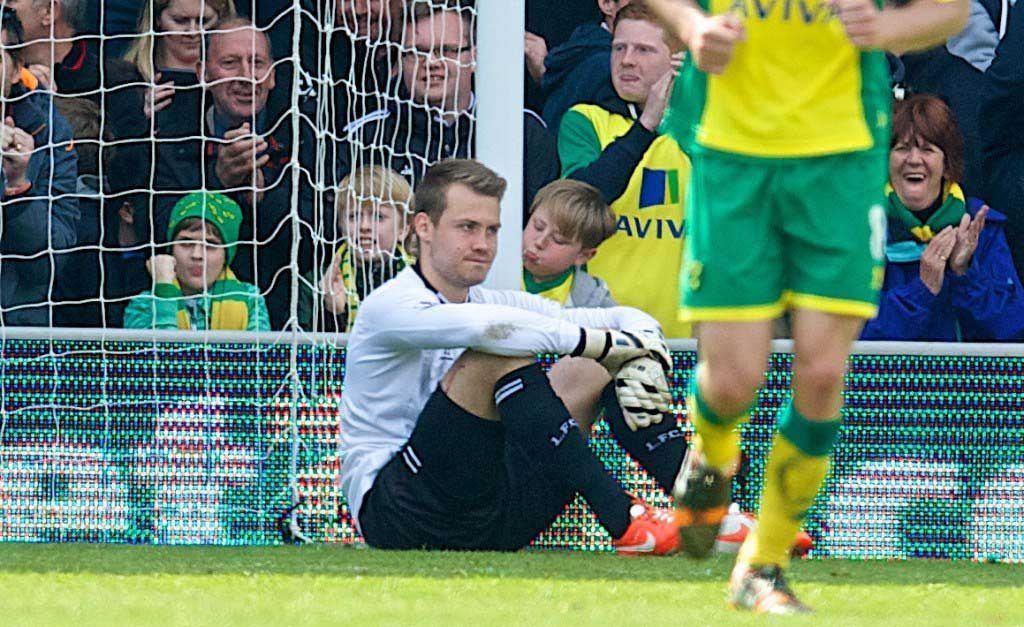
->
xmin=402 ymin=44 xmax=472 ymax=61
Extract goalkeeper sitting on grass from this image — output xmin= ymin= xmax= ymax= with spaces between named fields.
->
xmin=341 ymin=158 xmax=681 ymax=555
xmin=124 ymin=191 xmax=270 ymax=331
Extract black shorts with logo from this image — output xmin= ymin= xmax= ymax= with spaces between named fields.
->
xmin=357 ymin=386 xmax=577 ymax=550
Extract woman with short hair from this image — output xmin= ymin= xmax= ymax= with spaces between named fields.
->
xmin=861 ymin=94 xmax=1024 ymax=341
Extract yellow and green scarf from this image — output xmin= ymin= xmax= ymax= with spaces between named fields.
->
xmin=886 ymin=180 xmax=966 ymax=244
xmin=334 ymin=242 xmax=414 ymax=329
xmin=174 ymin=268 xmax=250 ymax=330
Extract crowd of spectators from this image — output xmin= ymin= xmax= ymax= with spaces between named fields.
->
xmin=0 ymin=0 xmax=1020 ymax=340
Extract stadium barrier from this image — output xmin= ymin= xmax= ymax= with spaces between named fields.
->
xmin=0 ymin=329 xmax=1021 ymax=562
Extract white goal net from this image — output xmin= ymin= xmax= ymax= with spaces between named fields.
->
xmin=0 ymin=0 xmax=589 ymax=549
xmin=0 ymin=0 xmax=490 ymax=332
xmin=0 ymin=0 xmax=519 ymax=545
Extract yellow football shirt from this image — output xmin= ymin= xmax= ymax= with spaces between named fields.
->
xmin=663 ymin=0 xmax=891 ymax=158
xmin=560 ymin=104 xmax=692 ymax=337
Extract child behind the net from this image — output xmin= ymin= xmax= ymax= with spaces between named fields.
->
xmin=300 ymin=166 xmax=414 ymax=332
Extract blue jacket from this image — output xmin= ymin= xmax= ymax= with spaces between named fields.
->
xmin=540 ymin=22 xmax=618 ymax=135
xmin=0 ymin=87 xmax=78 ymax=326
xmin=862 ymin=200 xmax=1024 ymax=341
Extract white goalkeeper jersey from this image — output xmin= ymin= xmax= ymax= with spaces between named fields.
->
xmin=340 ymin=265 xmax=660 ymax=528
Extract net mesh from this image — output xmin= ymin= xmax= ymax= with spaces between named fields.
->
xmin=0 ymin=0 xmax=480 ymax=542
xmin=0 ymin=0 xmax=477 ymax=331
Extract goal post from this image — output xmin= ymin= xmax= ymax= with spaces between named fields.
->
xmin=476 ymin=0 xmax=525 ymax=291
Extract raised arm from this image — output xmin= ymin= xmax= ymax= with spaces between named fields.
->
xmin=646 ymin=0 xmax=746 ymax=75
xmin=646 ymin=0 xmax=709 ymax=48
xmin=647 ymin=0 xmax=969 ymax=61
xmin=828 ymin=0 xmax=970 ymax=56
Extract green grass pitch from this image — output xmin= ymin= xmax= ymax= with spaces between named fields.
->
xmin=0 ymin=544 xmax=1020 ymax=626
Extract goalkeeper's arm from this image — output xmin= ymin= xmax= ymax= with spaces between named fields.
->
xmin=364 ymin=285 xmax=674 ymax=417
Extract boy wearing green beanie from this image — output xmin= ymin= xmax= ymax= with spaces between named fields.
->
xmin=123 ymin=192 xmax=270 ymax=331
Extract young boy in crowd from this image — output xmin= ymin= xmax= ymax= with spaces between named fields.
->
xmin=124 ymin=191 xmax=270 ymax=331
xmin=299 ymin=166 xmax=414 ymax=332
xmin=522 ymin=180 xmax=617 ymax=307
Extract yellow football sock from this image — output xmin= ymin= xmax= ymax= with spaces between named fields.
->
xmin=742 ymin=402 xmax=840 ymax=569
xmin=687 ymin=368 xmax=748 ymax=471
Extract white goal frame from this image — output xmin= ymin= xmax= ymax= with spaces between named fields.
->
xmin=476 ymin=0 xmax=526 ymax=291
xmin=4 ymin=327 xmax=1023 ymax=358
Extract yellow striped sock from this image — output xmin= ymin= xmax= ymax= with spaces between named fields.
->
xmin=689 ymin=403 xmax=742 ymax=471
xmin=741 ymin=428 xmax=835 ymax=569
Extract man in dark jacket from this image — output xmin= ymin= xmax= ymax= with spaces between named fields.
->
xmin=539 ymin=0 xmax=630 ymax=135
xmin=0 ymin=9 xmax=78 ymax=326
xmin=9 ymin=0 xmax=148 ymax=328
xmin=978 ymin=5 xmax=1024 ymax=277
xmin=8 ymin=0 xmax=146 ymax=144
xmin=342 ymin=76 xmax=474 ymax=189
xmin=341 ymin=1 xmax=476 ymax=188
xmin=342 ymin=1 xmax=560 ymax=212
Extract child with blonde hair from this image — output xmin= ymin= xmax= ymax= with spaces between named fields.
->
xmin=300 ymin=166 xmax=414 ymax=331
xmin=522 ymin=179 xmax=617 ymax=307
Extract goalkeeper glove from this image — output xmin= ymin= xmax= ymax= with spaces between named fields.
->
xmin=572 ymin=327 xmax=670 ymax=375
xmin=615 ymin=356 xmax=673 ymax=431
xmin=624 ymin=328 xmax=671 ymax=373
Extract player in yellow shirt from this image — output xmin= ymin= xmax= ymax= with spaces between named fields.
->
xmin=648 ymin=0 xmax=968 ymax=614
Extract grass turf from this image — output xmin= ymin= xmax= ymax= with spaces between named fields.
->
xmin=0 ymin=544 xmax=1020 ymax=626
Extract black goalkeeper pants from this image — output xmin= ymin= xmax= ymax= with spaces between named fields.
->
xmin=358 ymin=386 xmax=579 ymax=551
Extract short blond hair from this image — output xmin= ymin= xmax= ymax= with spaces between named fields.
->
xmin=530 ymin=180 xmax=616 ymax=250
xmin=336 ymin=166 xmax=414 ymax=220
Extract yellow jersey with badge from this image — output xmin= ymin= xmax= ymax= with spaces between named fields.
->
xmin=662 ymin=0 xmax=891 ymax=159
xmin=560 ymin=104 xmax=692 ymax=337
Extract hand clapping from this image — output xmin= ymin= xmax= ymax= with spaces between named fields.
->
xmin=948 ymin=205 xmax=988 ymax=276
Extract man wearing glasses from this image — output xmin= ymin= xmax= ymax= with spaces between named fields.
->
xmin=341 ymin=0 xmax=559 ymax=207
xmin=341 ymin=1 xmax=475 ymax=188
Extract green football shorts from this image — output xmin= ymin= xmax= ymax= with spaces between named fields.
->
xmin=679 ymin=149 xmax=887 ymax=322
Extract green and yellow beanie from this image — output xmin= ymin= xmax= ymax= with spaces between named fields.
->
xmin=166 ymin=192 xmax=243 ymax=264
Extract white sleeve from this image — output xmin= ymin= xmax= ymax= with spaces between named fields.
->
xmin=358 ymin=288 xmax=584 ymax=356
xmin=558 ymin=305 xmax=662 ymax=334
xmin=477 ymin=288 xmax=662 ymax=334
